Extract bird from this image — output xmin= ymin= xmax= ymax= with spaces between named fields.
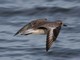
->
xmin=14 ymin=18 xmax=67 ymax=51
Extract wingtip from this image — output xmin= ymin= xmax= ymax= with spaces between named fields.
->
xmin=14 ymin=31 xmax=20 ymax=36
xmin=46 ymin=49 xmax=49 ymax=52
xmin=46 ymin=46 xmax=49 ymax=52
xmin=14 ymin=33 xmax=18 ymax=36
xmin=14 ymin=29 xmax=22 ymax=36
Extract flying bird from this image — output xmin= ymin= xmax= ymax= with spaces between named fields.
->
xmin=14 ymin=18 xmax=67 ymax=51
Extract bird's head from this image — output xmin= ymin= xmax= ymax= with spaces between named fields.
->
xmin=56 ymin=20 xmax=67 ymax=27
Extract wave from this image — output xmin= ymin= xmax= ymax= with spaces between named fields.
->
xmin=0 ymin=7 xmax=71 ymax=16
xmin=0 ymin=6 xmax=80 ymax=17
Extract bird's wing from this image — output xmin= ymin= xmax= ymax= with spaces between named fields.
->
xmin=14 ymin=19 xmax=47 ymax=36
xmin=14 ymin=23 xmax=31 ymax=36
xmin=46 ymin=26 xmax=61 ymax=51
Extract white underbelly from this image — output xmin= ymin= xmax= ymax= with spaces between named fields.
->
xmin=32 ymin=29 xmax=45 ymax=34
xmin=26 ymin=29 xmax=46 ymax=34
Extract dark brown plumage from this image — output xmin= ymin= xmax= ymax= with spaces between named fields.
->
xmin=15 ymin=19 xmax=66 ymax=51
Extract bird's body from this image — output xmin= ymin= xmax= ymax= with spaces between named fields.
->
xmin=15 ymin=18 xmax=66 ymax=51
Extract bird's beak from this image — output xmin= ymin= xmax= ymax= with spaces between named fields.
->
xmin=63 ymin=24 xmax=67 ymax=26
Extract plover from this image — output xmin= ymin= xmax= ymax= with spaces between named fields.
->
xmin=14 ymin=18 xmax=66 ymax=51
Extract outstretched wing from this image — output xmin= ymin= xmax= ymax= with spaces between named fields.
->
xmin=14 ymin=19 xmax=47 ymax=36
xmin=14 ymin=23 xmax=31 ymax=36
xmin=46 ymin=26 xmax=61 ymax=51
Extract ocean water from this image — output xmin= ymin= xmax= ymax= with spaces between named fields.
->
xmin=0 ymin=0 xmax=80 ymax=60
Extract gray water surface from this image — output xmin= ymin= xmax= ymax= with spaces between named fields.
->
xmin=0 ymin=0 xmax=80 ymax=60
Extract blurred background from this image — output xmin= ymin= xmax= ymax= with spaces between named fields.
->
xmin=0 ymin=0 xmax=80 ymax=60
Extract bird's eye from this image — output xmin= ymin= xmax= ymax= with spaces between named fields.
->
xmin=58 ymin=22 xmax=62 ymax=24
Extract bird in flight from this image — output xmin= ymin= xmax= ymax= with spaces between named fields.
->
xmin=14 ymin=18 xmax=67 ymax=51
